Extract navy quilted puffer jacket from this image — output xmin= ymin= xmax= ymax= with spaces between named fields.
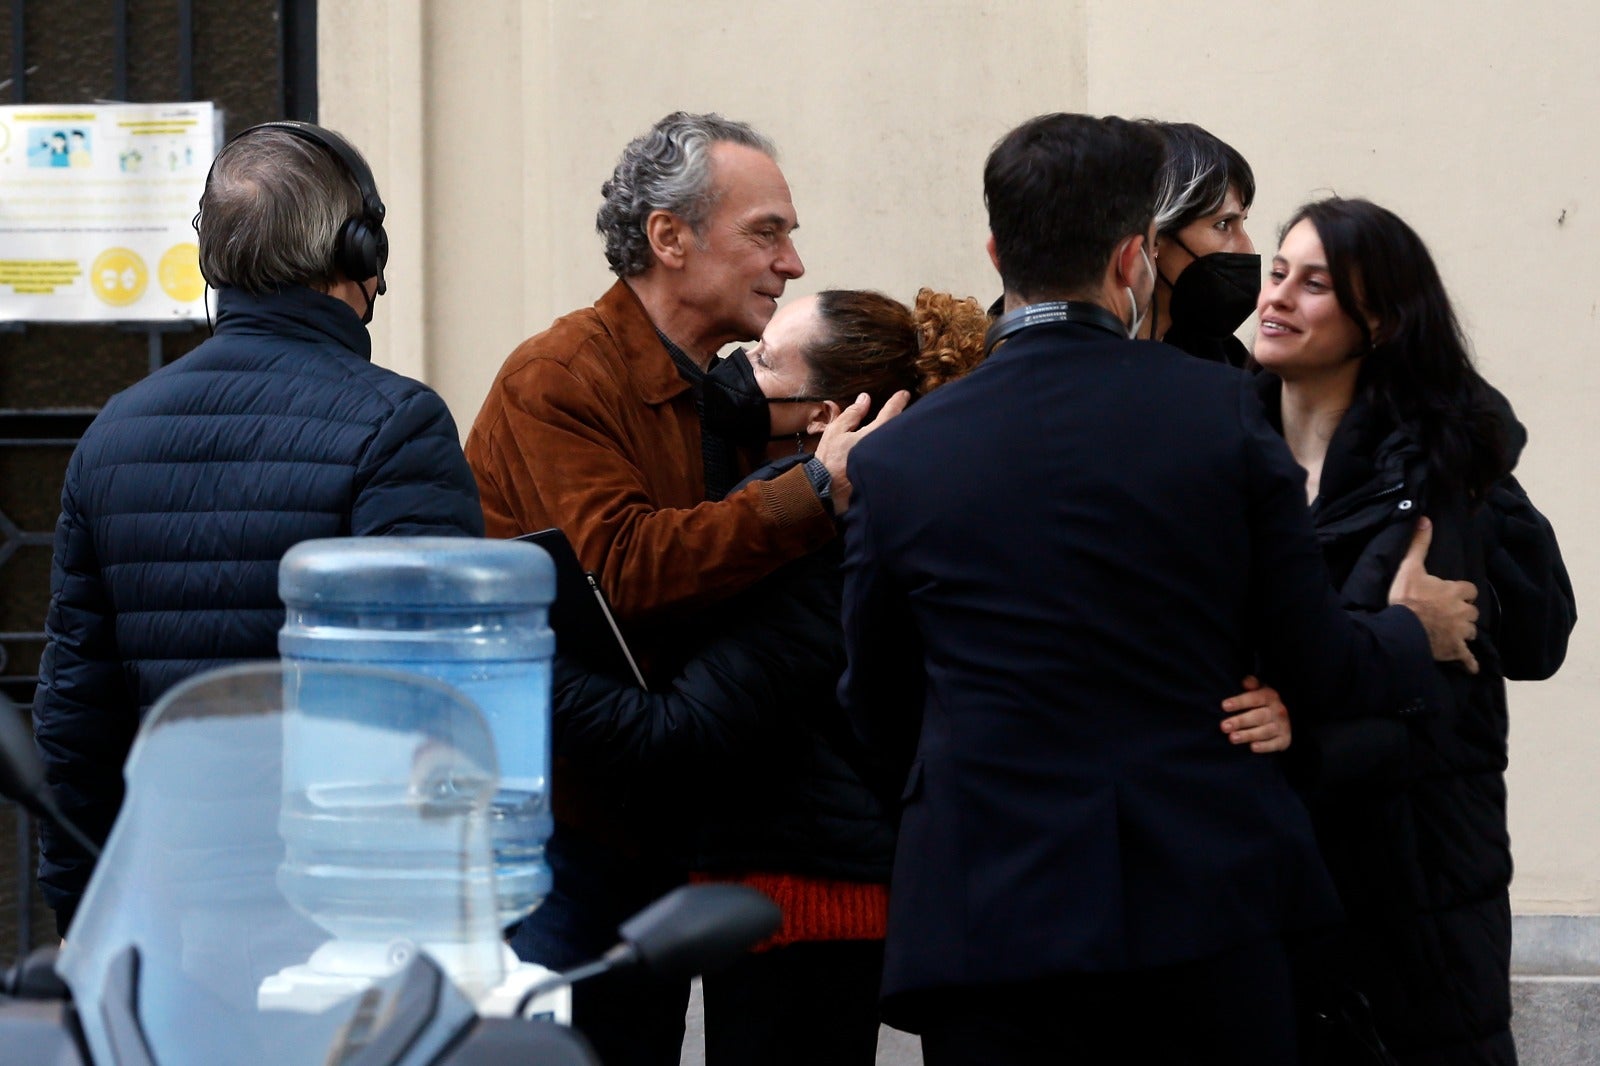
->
xmin=32 ymin=285 xmax=484 ymax=932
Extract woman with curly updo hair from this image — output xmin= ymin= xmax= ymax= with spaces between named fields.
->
xmin=749 ymin=288 xmax=990 ymax=443
xmin=539 ymin=287 xmax=986 ymax=1066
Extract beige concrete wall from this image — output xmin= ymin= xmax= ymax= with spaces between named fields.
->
xmin=323 ymin=1 xmax=1599 ymax=912
xmin=319 ymin=0 xmax=428 ymax=381
xmin=325 ymin=0 xmax=1087 ymax=421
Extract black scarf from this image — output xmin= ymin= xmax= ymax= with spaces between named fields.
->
xmin=657 ymin=331 xmax=743 ymax=502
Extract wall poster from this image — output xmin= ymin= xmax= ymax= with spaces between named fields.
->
xmin=0 ymin=102 xmax=219 ymax=323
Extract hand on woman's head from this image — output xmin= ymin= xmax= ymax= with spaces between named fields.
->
xmin=812 ymin=391 xmax=910 ymax=513
xmin=805 ymin=399 xmax=842 ymax=437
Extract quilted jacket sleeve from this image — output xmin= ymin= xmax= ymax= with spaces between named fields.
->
xmin=351 ymin=387 xmax=484 ymax=538
xmin=552 ymin=551 xmax=842 ymax=780
xmin=31 ymin=468 xmax=139 ymax=935
xmin=1479 ymin=475 xmax=1576 ymax=681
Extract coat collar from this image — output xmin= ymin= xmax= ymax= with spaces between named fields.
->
xmin=1254 ymin=372 xmax=1424 ymax=535
xmin=594 ymin=280 xmax=693 ymax=405
xmin=983 ymin=320 xmax=1140 ymax=368
xmin=213 ymin=285 xmax=372 ymax=361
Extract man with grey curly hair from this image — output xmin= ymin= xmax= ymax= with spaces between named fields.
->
xmin=595 ymin=112 xmax=775 ymax=280
xmin=465 ymin=111 xmax=901 ymax=1064
xmin=467 ymin=107 xmax=898 ymax=633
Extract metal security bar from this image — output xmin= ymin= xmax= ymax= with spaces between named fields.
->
xmin=7 ymin=3 xmax=21 ymax=103
xmin=7 ymin=0 xmax=316 ymax=118
xmin=0 ymin=409 xmax=92 ymax=707
xmin=1 ymin=0 xmax=318 ymax=956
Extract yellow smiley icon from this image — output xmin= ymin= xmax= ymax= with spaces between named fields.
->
xmin=90 ymin=248 xmax=149 ymax=307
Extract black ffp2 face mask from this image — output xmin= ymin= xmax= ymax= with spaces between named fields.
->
xmin=1167 ymin=251 xmax=1262 ymax=338
xmin=704 ymin=348 xmax=835 ymax=446
xmin=703 ymin=348 xmax=773 ymax=446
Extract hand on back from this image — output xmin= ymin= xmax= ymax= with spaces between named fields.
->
xmin=1388 ymin=518 xmax=1480 ymax=675
xmin=1220 ymin=676 xmax=1291 ymax=754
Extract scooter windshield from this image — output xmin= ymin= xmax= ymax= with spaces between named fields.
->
xmin=58 ymin=662 xmax=506 ymax=1066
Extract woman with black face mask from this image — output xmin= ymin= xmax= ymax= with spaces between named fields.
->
xmin=529 ymin=289 xmax=975 ymax=1066
xmin=1138 ymin=121 xmax=1261 ymax=367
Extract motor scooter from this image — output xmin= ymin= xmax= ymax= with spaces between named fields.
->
xmin=0 ymin=665 xmax=777 ymax=1064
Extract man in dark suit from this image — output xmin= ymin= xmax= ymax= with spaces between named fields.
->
xmin=837 ymin=113 xmax=1481 ymax=1065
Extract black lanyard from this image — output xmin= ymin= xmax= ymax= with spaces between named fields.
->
xmin=983 ymin=300 xmax=1127 ymax=356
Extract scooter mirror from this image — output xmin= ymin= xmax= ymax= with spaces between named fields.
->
xmin=0 ymin=693 xmax=47 ymax=813
xmin=0 ymin=693 xmax=100 ymax=860
xmin=514 ymin=882 xmax=782 ymax=1018
xmin=616 ymin=883 xmax=782 ymax=982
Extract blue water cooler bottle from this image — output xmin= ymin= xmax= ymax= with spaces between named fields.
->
xmin=279 ymin=537 xmax=556 ymax=927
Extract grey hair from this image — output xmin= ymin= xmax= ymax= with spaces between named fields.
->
xmin=196 ymin=128 xmax=364 ymax=293
xmin=596 ymin=111 xmax=776 ymax=278
xmin=1141 ymin=121 xmax=1256 ymax=238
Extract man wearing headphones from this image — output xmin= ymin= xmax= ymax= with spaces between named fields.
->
xmin=31 ymin=122 xmax=484 ymax=937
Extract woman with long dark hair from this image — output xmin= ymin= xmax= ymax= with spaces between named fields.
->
xmin=1253 ymin=197 xmax=1575 ymax=1064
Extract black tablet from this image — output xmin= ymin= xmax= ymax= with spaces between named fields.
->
xmin=515 ymin=528 xmax=647 ymax=688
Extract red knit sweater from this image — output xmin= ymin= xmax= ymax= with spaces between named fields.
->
xmin=692 ymin=870 xmax=889 ymax=950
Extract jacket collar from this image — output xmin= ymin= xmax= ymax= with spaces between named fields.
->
xmin=983 ymin=320 xmax=1137 ymax=368
xmin=213 ymin=285 xmax=372 ymax=361
xmin=594 ymin=280 xmax=693 ymax=405
xmin=985 ymin=300 xmax=1127 ymax=353
xmin=1254 ymin=372 xmax=1424 ymax=535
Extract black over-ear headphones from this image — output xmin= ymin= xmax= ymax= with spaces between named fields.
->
xmin=211 ymin=120 xmax=389 ymax=293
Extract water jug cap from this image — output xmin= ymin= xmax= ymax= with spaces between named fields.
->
xmin=279 ymin=537 xmax=556 ymax=608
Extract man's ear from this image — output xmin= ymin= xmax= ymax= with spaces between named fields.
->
xmin=807 ymin=400 xmax=842 ymax=436
xmin=986 ymin=235 xmax=1001 ymax=274
xmin=646 ymin=209 xmax=690 ymax=269
xmin=1113 ymin=233 xmax=1147 ymax=289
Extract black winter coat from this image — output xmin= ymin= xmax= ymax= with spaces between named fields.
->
xmin=32 ymin=286 xmax=484 ymax=931
xmin=1258 ymin=375 xmax=1576 ymax=1066
xmin=549 ymin=458 xmax=894 ymax=882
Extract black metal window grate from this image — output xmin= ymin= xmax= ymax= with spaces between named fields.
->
xmin=0 ymin=0 xmax=317 ymax=957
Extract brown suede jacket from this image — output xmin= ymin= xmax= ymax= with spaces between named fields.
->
xmin=464 ymin=280 xmax=836 ymax=668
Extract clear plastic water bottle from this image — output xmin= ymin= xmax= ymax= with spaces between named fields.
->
xmin=278 ymin=537 xmax=555 ymax=928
